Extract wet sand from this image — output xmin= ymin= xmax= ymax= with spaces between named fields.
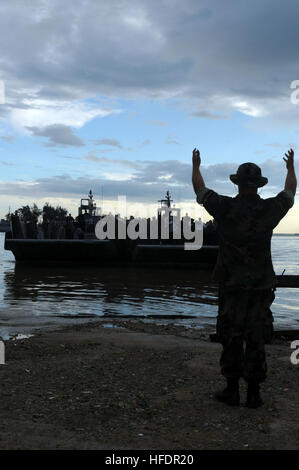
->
xmin=0 ymin=319 xmax=298 ymax=450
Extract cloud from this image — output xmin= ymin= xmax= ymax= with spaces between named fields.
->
xmin=0 ymin=160 xmax=14 ymax=166
xmin=264 ymin=143 xmax=298 ymax=150
xmin=166 ymin=139 xmax=182 ymax=146
xmin=1 ymin=156 xmax=287 ymax=199
xmin=92 ymin=138 xmax=123 ymax=149
xmin=58 ymin=155 xmax=81 ymax=160
xmin=230 ymin=100 xmax=266 ymax=118
xmin=5 ymin=97 xmax=121 ymax=131
xmin=0 ymin=135 xmax=16 ymax=143
xmin=26 ymin=124 xmax=84 ymax=147
xmin=190 ymin=110 xmax=227 ymax=120
xmin=165 ymin=133 xmax=182 ymax=146
xmin=83 ymin=151 xmax=140 ymax=169
xmin=0 ymin=0 xmax=298 ymax=126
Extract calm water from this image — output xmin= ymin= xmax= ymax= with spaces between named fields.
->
xmin=0 ymin=233 xmax=298 ymax=338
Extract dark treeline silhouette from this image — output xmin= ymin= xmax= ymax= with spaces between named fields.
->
xmin=8 ymin=201 xmax=219 ymax=245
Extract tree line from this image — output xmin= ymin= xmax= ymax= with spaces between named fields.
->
xmin=6 ymin=203 xmax=69 ymax=223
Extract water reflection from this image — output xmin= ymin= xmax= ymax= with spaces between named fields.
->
xmin=3 ymin=264 xmax=218 ymax=322
xmin=1 ymin=234 xmax=298 ymax=338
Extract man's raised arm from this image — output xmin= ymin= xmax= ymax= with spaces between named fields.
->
xmin=192 ymin=148 xmax=205 ymax=195
xmin=283 ymin=148 xmax=297 ymax=195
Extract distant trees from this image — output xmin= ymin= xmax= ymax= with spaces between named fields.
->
xmin=42 ymin=203 xmax=68 ymax=222
xmin=14 ymin=204 xmax=42 ymax=222
xmin=14 ymin=203 xmax=69 ymax=222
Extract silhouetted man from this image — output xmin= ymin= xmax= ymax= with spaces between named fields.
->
xmin=192 ymin=148 xmax=296 ymax=408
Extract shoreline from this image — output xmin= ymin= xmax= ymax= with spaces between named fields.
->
xmin=0 ymin=318 xmax=298 ymax=450
xmin=2 ymin=314 xmax=299 ymax=343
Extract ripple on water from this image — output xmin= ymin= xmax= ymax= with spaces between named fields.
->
xmin=0 ymin=233 xmax=298 ymax=337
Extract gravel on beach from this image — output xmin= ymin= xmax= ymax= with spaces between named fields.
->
xmin=0 ymin=319 xmax=298 ymax=450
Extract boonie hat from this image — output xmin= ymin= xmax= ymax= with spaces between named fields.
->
xmin=229 ymin=162 xmax=268 ymax=188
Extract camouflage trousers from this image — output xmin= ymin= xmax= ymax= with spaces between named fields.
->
xmin=216 ymin=286 xmax=275 ymax=384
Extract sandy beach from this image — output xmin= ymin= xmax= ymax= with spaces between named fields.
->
xmin=0 ymin=319 xmax=298 ymax=450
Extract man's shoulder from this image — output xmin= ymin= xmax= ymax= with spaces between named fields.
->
xmin=261 ymin=189 xmax=295 ymax=212
xmin=197 ymin=187 xmax=232 ymax=205
xmin=196 ymin=188 xmax=233 ymax=220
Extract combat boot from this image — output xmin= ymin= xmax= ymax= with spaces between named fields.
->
xmin=246 ymin=382 xmax=263 ymax=408
xmin=214 ymin=378 xmax=240 ymax=406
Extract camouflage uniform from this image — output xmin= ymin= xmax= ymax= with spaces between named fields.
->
xmin=197 ymin=188 xmax=294 ymax=384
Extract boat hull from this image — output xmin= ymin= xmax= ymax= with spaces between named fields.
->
xmin=4 ymin=237 xmax=299 ymax=286
xmin=4 ymin=235 xmax=219 ymax=267
xmin=4 ymin=238 xmax=121 ymax=265
xmin=132 ymin=243 xmax=218 ymax=268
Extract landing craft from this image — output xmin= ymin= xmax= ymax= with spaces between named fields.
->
xmin=4 ymin=190 xmax=218 ymax=267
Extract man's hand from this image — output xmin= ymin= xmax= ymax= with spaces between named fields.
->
xmin=283 ymin=148 xmax=294 ymax=170
xmin=283 ymin=148 xmax=297 ymax=195
xmin=192 ymin=148 xmax=201 ymax=167
xmin=192 ymin=148 xmax=205 ymax=195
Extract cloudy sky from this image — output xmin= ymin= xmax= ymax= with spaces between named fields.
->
xmin=0 ymin=0 xmax=299 ymax=231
